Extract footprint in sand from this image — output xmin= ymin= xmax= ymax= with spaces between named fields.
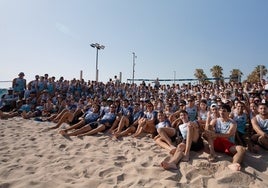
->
xmin=141 ymin=156 xmax=153 ymax=167
xmin=29 ymin=137 xmax=36 ymax=141
xmin=25 ymin=166 xmax=37 ymax=174
xmin=59 ymin=144 xmax=66 ymax=149
xmin=98 ymin=167 xmax=115 ymax=178
xmin=185 ymin=162 xmax=219 ymax=181
xmin=84 ymin=143 xmax=91 ymax=149
xmin=64 ymin=165 xmax=73 ymax=170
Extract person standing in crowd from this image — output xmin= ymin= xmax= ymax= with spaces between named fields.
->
xmin=12 ymin=72 xmax=26 ymax=99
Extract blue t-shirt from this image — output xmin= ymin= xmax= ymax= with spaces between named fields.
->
xmin=84 ymin=110 xmax=100 ymax=124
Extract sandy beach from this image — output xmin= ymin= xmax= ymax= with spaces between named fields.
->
xmin=1 ymin=117 xmax=268 ymax=188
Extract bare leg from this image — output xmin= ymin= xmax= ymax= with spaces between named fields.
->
xmin=45 ymin=114 xmax=57 ymax=121
xmin=157 ymin=127 xmax=176 ymax=149
xmin=0 ymin=110 xmax=18 ymax=119
xmin=114 ymin=126 xmax=136 ymax=138
xmin=115 ymin=116 xmax=129 ymax=134
xmin=161 ymin=143 xmax=186 ymax=170
xmin=58 ymin=119 xmax=86 ymax=135
xmin=61 ymin=125 xmax=93 ymax=136
xmin=52 ymin=109 xmax=68 ymax=123
xmin=50 ymin=112 xmax=74 ymax=129
xmin=183 ymin=126 xmax=200 ymax=161
xmin=21 ymin=111 xmax=30 ymax=119
xmin=204 ymin=131 xmax=217 ymax=161
xmin=132 ymin=118 xmax=146 ymax=137
xmin=228 ymin=145 xmax=246 ymax=171
xmin=155 ymin=137 xmax=176 ymax=152
xmin=78 ymin=124 xmax=106 ymax=136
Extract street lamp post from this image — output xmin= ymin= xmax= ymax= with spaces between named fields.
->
xmin=173 ymin=71 xmax=176 ymax=84
xmin=90 ymin=43 xmax=105 ymax=82
xmin=132 ymin=52 xmax=137 ymax=84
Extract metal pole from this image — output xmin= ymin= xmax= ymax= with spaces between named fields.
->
xmin=96 ymin=48 xmax=99 ymax=82
xmin=132 ymin=52 xmax=136 ymax=84
xmin=91 ymin=43 xmax=104 ymax=82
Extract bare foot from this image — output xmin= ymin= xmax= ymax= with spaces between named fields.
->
xmin=169 ymin=146 xmax=177 ymax=155
xmin=161 ymin=161 xmax=178 ymax=170
xmin=50 ymin=125 xmax=60 ymax=129
xmin=58 ymin=130 xmax=67 ymax=136
xmin=228 ymin=163 xmax=241 ymax=171
xmin=21 ymin=111 xmax=28 ymax=119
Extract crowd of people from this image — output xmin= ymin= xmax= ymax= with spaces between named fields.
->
xmin=1 ymin=72 xmax=268 ymax=171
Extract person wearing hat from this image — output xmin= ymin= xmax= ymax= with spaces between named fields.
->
xmin=12 ymin=72 xmax=26 ymax=99
xmin=203 ymin=104 xmax=246 ymax=171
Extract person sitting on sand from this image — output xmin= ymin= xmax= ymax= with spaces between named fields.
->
xmin=168 ymin=100 xmax=186 ymax=124
xmin=154 ymin=110 xmax=177 ymax=152
xmin=21 ymin=99 xmax=47 ymax=119
xmin=59 ymin=104 xmax=116 ymax=137
xmin=46 ymin=97 xmax=81 ymax=124
xmin=108 ymin=99 xmax=133 ymax=134
xmin=112 ymin=102 xmax=144 ymax=139
xmin=132 ymin=102 xmax=158 ymax=138
xmin=203 ymin=104 xmax=246 ymax=171
xmin=161 ymin=110 xmax=203 ymax=170
xmin=250 ymin=103 xmax=268 ymax=150
xmin=0 ymin=98 xmax=29 ymax=119
xmin=229 ymin=101 xmax=250 ymax=147
xmin=58 ymin=104 xmax=100 ymax=135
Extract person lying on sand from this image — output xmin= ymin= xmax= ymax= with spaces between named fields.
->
xmin=59 ymin=105 xmax=116 ymax=137
xmin=57 ymin=104 xmax=100 ymax=134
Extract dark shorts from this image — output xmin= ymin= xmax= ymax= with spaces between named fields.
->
xmin=70 ymin=111 xmax=83 ymax=125
xmin=236 ymin=131 xmax=247 ymax=146
xmin=183 ymin=136 xmax=204 ymax=151
xmin=88 ymin=122 xmax=99 ymax=129
xmin=171 ymin=134 xmax=177 ymax=143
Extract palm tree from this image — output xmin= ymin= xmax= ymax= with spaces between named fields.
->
xmin=246 ymin=65 xmax=267 ymax=83
xmin=194 ymin=69 xmax=208 ymax=84
xmin=230 ymin=69 xmax=243 ymax=83
xmin=210 ymin=65 xmax=224 ymax=84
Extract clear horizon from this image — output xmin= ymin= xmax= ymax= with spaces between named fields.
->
xmin=1 ymin=0 xmax=267 ymax=88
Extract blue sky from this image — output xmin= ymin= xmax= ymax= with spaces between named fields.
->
xmin=0 ymin=0 xmax=267 ymax=88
